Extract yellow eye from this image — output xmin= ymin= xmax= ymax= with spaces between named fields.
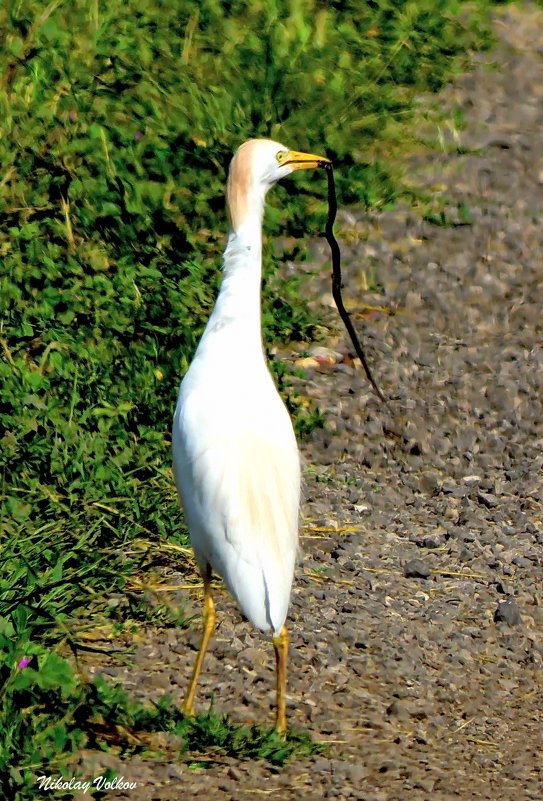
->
xmin=276 ymin=151 xmax=288 ymax=164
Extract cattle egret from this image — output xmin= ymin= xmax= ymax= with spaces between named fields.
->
xmin=172 ymin=138 xmax=330 ymax=733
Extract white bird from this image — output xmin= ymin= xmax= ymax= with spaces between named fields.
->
xmin=172 ymin=138 xmax=330 ymax=733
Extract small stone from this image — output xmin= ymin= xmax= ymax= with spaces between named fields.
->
xmin=343 ymin=763 xmax=369 ymax=783
xmin=312 ymin=757 xmax=332 ymax=773
xmin=511 ymin=555 xmax=531 ymax=568
xmin=404 ymin=558 xmax=431 ymax=579
xmin=420 ymin=471 xmax=441 ymax=492
xmin=386 ymin=700 xmax=409 ymax=720
xmin=494 ymin=599 xmax=522 ymax=626
xmin=227 ymin=766 xmax=244 ymax=781
xmin=478 ymin=491 xmax=499 ymax=509
xmin=462 ymin=474 xmax=482 ymax=484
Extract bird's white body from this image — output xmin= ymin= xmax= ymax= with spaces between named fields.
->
xmin=172 ymin=140 xmax=302 ymax=635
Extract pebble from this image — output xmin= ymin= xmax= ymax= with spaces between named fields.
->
xmin=494 ymin=599 xmax=522 ymax=626
xmin=511 ymin=555 xmax=532 ymax=568
xmin=462 ymin=474 xmax=482 ymax=484
xmin=227 ymin=766 xmax=244 ymax=781
xmin=478 ymin=491 xmax=499 ymax=508
xmin=404 ymin=558 xmax=431 ymax=579
xmin=459 ymin=547 xmax=472 ymax=563
xmin=422 ymin=535 xmax=441 ymax=549
xmin=386 ymin=700 xmax=409 ymax=721
xmin=342 ymin=763 xmax=369 ymax=783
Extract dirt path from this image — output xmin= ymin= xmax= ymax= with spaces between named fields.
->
xmin=80 ymin=7 xmax=543 ymax=800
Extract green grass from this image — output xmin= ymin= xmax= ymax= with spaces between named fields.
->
xmin=1 ymin=656 xmax=323 ymax=799
xmin=0 ymin=0 xmax=498 ymax=795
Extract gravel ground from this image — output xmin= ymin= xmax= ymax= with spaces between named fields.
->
xmin=78 ymin=7 xmax=543 ymax=800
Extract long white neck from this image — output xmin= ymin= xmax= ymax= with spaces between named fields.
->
xmin=204 ymin=206 xmax=265 ymax=350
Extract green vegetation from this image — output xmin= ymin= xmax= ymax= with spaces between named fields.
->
xmin=1 ymin=0 xmax=495 ymax=795
xmin=1 ymin=658 xmax=320 ymax=800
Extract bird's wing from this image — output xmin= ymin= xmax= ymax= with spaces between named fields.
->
xmin=173 ymin=395 xmax=300 ymax=633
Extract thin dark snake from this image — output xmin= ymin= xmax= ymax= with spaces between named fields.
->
xmin=323 ymin=163 xmax=389 ymax=407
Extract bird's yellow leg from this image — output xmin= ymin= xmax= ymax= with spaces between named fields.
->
xmin=272 ymin=625 xmax=289 ymax=735
xmin=182 ymin=568 xmax=215 ymax=717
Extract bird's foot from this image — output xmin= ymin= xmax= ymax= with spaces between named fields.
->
xmin=181 ymin=700 xmax=196 ymax=718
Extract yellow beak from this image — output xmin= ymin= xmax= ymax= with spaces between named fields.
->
xmin=283 ymin=149 xmax=331 ymax=171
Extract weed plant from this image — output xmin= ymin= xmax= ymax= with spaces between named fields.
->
xmin=1 ymin=0 xmax=494 ymax=794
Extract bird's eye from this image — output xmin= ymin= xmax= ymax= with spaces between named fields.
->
xmin=276 ymin=151 xmax=288 ymax=164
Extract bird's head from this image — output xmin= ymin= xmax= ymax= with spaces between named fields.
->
xmin=227 ymin=138 xmax=330 ymax=232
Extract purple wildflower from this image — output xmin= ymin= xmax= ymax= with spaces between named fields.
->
xmin=18 ymin=657 xmax=31 ymax=669
xmin=134 ymin=131 xmax=143 ymax=140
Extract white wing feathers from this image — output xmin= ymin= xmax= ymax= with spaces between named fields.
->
xmin=173 ymin=381 xmax=300 ymax=634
